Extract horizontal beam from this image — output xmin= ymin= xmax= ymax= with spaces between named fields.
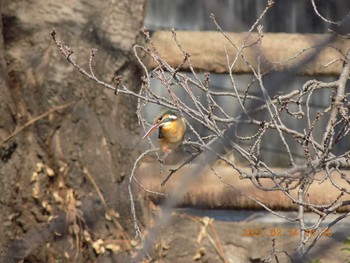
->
xmin=147 ymin=31 xmax=349 ymax=76
xmin=138 ymin=162 xmax=350 ymax=211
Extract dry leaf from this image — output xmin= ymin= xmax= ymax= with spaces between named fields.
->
xmin=54 ymin=231 xmax=62 ymax=237
xmin=46 ymin=166 xmax=55 ymax=177
xmin=162 ymin=243 xmax=170 ymax=250
xmin=106 ymin=243 xmax=121 ymax=253
xmin=64 ymin=251 xmax=70 ymax=260
xmin=8 ymin=212 xmax=20 ymax=221
xmin=58 ymin=180 xmax=65 ymax=188
xmin=48 ymin=215 xmax=57 ymax=222
xmin=105 ymin=212 xmax=112 ymax=221
xmin=200 ymin=216 xmax=213 ymax=226
xmin=83 ymin=230 xmax=91 ymax=242
xmin=35 ymin=162 xmax=44 ymax=172
xmin=32 ymin=182 xmax=40 ymax=199
xmin=42 ymin=200 xmax=52 ymax=212
xmin=52 ymin=191 xmax=63 ymax=204
xmin=92 ymin=239 xmax=105 ymax=254
xmin=197 ymin=216 xmax=213 ymax=243
xmin=130 ymin=240 xmax=139 ymax=247
xmin=193 ymin=247 xmax=206 ymax=261
xmin=108 ymin=209 xmax=120 ymax=218
xmin=30 ymin=172 xmax=38 ymax=183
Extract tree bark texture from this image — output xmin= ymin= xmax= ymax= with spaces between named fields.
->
xmin=0 ymin=0 xmax=146 ymax=261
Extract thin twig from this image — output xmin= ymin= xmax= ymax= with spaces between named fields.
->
xmin=0 ymin=101 xmax=74 ymax=147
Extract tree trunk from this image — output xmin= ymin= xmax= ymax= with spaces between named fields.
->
xmin=0 ymin=0 xmax=147 ymax=261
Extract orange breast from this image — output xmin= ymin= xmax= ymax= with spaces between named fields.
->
xmin=158 ymin=119 xmax=185 ymax=152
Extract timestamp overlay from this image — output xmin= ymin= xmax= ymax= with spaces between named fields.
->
xmin=241 ymin=227 xmax=333 ymax=238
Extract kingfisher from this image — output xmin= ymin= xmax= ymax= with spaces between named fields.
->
xmin=143 ymin=109 xmax=186 ymax=157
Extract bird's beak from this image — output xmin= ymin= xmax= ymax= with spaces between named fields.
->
xmin=142 ymin=123 xmax=159 ymax=139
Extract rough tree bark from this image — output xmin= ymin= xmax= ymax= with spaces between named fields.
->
xmin=0 ymin=0 xmax=147 ymax=262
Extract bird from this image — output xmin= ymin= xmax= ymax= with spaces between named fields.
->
xmin=143 ymin=109 xmax=186 ymax=159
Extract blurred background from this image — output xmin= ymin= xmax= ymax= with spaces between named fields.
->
xmin=146 ymin=0 xmax=344 ymax=32
xmin=142 ymin=0 xmax=349 ymax=166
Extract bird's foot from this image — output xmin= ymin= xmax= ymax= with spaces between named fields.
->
xmin=158 ymin=155 xmax=166 ymax=174
xmin=158 ymin=151 xmax=171 ymax=173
